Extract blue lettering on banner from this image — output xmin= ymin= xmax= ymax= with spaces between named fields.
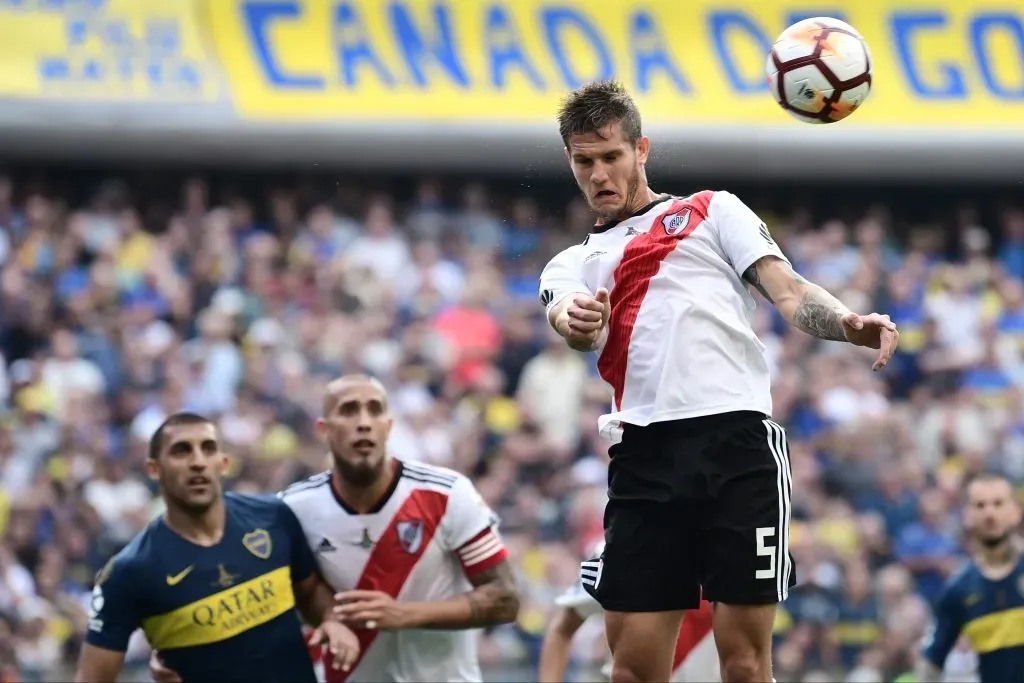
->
xmin=244 ymin=1 xmax=324 ymax=88
xmin=630 ymin=10 xmax=690 ymax=93
xmin=708 ymin=11 xmax=770 ymax=93
xmin=969 ymin=13 xmax=1024 ymax=99
xmin=541 ymin=7 xmax=613 ymax=89
xmin=389 ymin=2 xmax=469 ymax=88
xmin=890 ymin=12 xmax=966 ymax=98
xmin=334 ymin=1 xmax=394 ymax=87
xmin=36 ymin=2 xmax=205 ymax=94
xmin=485 ymin=4 xmax=544 ymax=90
xmin=0 ymin=0 xmax=105 ymax=11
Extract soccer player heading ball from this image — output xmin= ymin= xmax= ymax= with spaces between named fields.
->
xmin=539 ymin=80 xmax=899 ymax=682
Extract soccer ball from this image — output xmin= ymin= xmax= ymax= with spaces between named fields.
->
xmin=766 ymin=17 xmax=872 ymax=124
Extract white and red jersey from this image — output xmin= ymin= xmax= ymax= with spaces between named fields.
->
xmin=556 ymin=586 xmax=719 ymax=682
xmin=280 ymin=460 xmax=508 ymax=683
xmin=539 ymin=191 xmax=788 ymax=437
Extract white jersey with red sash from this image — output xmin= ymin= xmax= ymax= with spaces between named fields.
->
xmin=280 ymin=461 xmax=508 ymax=682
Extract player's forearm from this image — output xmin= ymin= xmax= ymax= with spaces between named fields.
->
xmin=538 ymin=608 xmax=585 ymax=682
xmin=74 ymin=644 xmax=127 ymax=683
xmin=782 ymin=283 xmax=851 ymax=342
xmin=404 ymin=565 xmax=520 ymax=630
xmin=294 ymin=574 xmax=337 ymax=627
xmin=745 ymin=258 xmax=850 ymax=342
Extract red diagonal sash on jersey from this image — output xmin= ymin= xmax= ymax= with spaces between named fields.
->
xmin=326 ymin=489 xmax=449 ymax=683
xmin=598 ymin=191 xmax=714 ymax=409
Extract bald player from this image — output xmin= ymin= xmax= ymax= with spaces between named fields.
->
xmin=154 ymin=374 xmax=520 ymax=683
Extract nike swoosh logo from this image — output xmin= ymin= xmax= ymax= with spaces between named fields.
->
xmin=166 ymin=566 xmax=194 ymax=586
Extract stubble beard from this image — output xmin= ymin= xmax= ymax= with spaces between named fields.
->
xmin=587 ymin=166 xmax=643 ymax=222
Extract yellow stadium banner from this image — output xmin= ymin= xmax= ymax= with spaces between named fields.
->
xmin=0 ymin=0 xmax=223 ymax=102
xmin=207 ymin=0 xmax=1024 ymax=127
xmin=0 ymin=0 xmax=1021 ymax=128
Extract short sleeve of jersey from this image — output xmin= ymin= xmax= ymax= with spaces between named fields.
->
xmin=84 ymin=557 xmax=142 ymax=652
xmin=555 ymin=582 xmax=603 ymax=620
xmin=278 ymin=499 xmax=316 ymax=583
xmin=922 ymin=577 xmax=967 ymax=669
xmin=539 ymin=245 xmax=590 ymax=319
xmin=707 ymin=191 xmax=790 ymax=279
xmin=441 ymin=475 xmax=508 ymax=576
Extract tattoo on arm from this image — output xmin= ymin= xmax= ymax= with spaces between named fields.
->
xmin=742 ymin=264 xmax=774 ymax=303
xmin=793 ymin=289 xmax=848 ymax=341
xmin=463 ymin=562 xmax=520 ymax=628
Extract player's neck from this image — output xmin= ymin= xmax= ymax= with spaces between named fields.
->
xmin=163 ymin=496 xmax=227 ymax=546
xmin=621 ymin=187 xmax=659 ymax=219
xmin=332 ymin=458 xmax=399 ymax=514
xmin=977 ymin=536 xmax=1022 ymax=578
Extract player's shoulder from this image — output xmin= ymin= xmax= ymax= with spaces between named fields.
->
xmin=400 ymin=460 xmax=465 ymax=494
xmin=541 ymin=243 xmax=584 ymax=271
xmin=95 ymin=525 xmax=156 ymax=586
xmin=277 ymin=470 xmax=333 ymax=506
xmin=224 ymin=490 xmax=292 ymax=524
xmin=942 ymin=557 xmax=980 ymax=594
xmin=669 ymin=188 xmax=750 ymax=217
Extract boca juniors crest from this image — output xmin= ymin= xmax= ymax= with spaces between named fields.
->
xmin=396 ymin=520 xmax=425 ymax=554
xmin=243 ymin=529 xmax=272 ymax=559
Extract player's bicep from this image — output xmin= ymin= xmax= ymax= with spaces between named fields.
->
xmin=539 ymin=246 xmax=589 ymax=328
xmin=75 ymin=642 xmax=128 ymax=683
xmin=709 ymin=191 xmax=790 ymax=280
xmin=279 ymin=501 xmax=317 ymax=582
xmin=743 ymin=255 xmax=809 ymax=307
xmin=922 ymin=597 xmax=965 ymax=668
xmin=445 ymin=476 xmax=509 ymax=577
xmin=83 ymin=561 xmax=141 ymax=653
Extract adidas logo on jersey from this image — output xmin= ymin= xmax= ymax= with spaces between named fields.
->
xmin=316 ymin=538 xmax=337 ymax=554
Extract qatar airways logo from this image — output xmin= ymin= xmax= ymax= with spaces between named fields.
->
xmin=662 ymin=208 xmax=692 ymax=235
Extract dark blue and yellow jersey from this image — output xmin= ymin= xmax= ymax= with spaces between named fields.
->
xmin=85 ymin=493 xmax=318 ymax=683
xmin=923 ymin=553 xmax=1024 ymax=683
xmin=830 ymin=596 xmax=881 ymax=669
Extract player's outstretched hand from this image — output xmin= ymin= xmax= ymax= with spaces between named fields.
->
xmin=562 ymin=288 xmax=611 ymax=350
xmin=333 ymin=589 xmax=412 ymax=631
xmin=309 ymin=620 xmax=360 ymax=672
xmin=149 ymin=650 xmax=183 ymax=683
xmin=841 ymin=312 xmax=900 ymax=371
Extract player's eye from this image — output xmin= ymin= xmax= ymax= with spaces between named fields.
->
xmin=201 ymin=440 xmax=218 ymax=453
xmin=573 ymin=157 xmax=592 ymax=167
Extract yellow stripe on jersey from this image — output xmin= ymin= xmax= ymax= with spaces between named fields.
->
xmin=831 ymin=621 xmax=881 ymax=645
xmin=141 ymin=566 xmax=295 ymax=650
xmin=963 ymin=606 xmax=1024 ymax=654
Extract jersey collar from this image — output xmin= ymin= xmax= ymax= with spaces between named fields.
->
xmin=591 ymin=193 xmax=673 ymax=234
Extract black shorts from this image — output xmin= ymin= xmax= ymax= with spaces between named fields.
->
xmin=581 ymin=411 xmax=796 ymax=611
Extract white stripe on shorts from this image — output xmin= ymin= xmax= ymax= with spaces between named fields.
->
xmin=580 ymin=559 xmax=603 ymax=589
xmin=762 ymin=419 xmax=793 ymax=601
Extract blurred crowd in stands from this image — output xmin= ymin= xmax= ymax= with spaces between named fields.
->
xmin=0 ymin=168 xmax=1022 ymax=682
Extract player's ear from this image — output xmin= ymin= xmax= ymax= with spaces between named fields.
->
xmin=144 ymin=457 xmax=159 ymax=483
xmin=217 ymin=451 xmax=231 ymax=476
xmin=636 ymin=136 xmax=650 ymax=165
xmin=315 ymin=417 xmax=327 ymax=439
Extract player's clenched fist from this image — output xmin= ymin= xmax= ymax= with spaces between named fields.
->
xmin=558 ymin=288 xmax=611 ymax=352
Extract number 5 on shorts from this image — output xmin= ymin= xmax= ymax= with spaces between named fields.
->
xmin=755 ymin=527 xmax=776 ymax=580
